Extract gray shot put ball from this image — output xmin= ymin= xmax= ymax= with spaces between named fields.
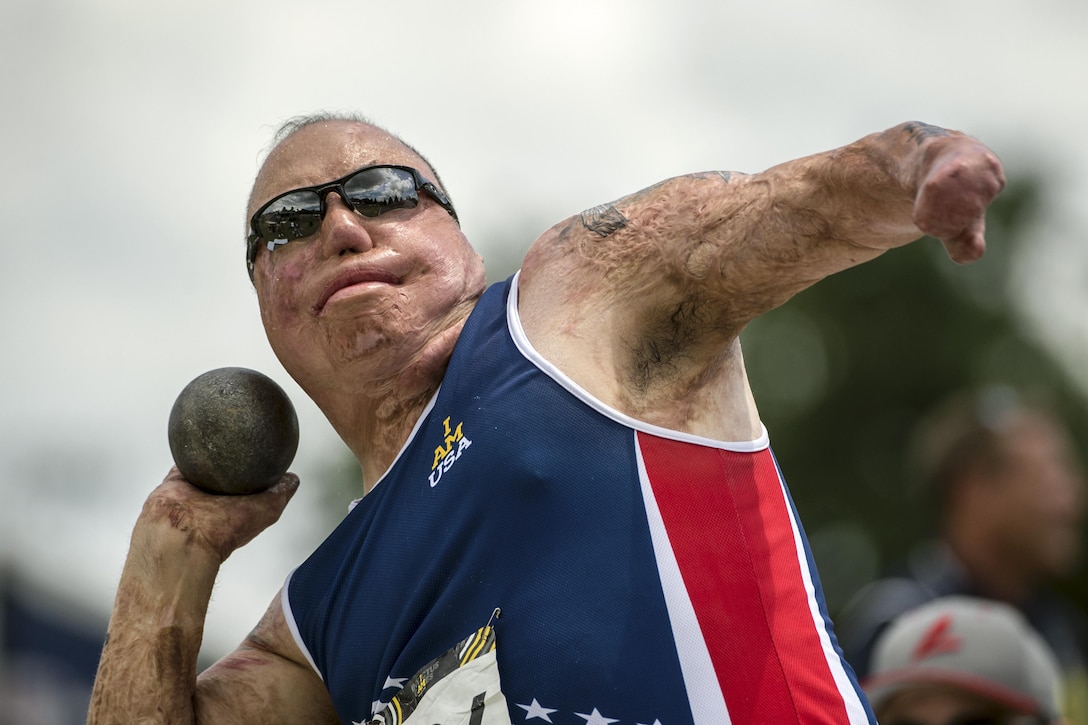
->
xmin=168 ymin=367 xmax=299 ymax=495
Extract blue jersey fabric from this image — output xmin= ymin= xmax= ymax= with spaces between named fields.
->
xmin=284 ymin=275 xmax=870 ymax=725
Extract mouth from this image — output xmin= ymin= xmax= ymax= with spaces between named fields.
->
xmin=314 ymin=266 xmax=401 ymax=313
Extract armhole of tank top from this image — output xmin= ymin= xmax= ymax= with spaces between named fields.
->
xmin=506 ymin=270 xmax=769 ymax=452
xmin=281 ymin=568 xmax=324 ymax=680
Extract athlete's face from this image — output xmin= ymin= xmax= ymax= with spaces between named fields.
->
xmin=248 ymin=121 xmax=487 ymax=398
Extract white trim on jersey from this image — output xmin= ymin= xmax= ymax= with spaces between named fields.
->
xmin=359 ymin=386 xmax=443 ymax=500
xmin=506 ymin=271 xmax=769 ymax=453
xmin=777 ymin=470 xmax=874 ymax=723
xmin=634 ymin=435 xmax=733 ymax=724
xmin=281 ymin=570 xmax=323 ymax=680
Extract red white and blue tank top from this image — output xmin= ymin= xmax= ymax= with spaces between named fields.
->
xmin=284 ymin=273 xmax=875 ymax=725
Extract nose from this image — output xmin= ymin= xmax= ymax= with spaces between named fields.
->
xmin=319 ymin=191 xmax=374 ymax=259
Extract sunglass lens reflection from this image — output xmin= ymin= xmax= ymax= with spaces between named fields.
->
xmin=343 ymin=168 xmax=419 ymax=217
xmin=258 ymin=191 xmax=323 ymax=241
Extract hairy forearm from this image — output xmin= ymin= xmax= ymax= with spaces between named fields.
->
xmin=775 ymin=121 xmax=961 ymax=244
xmin=571 ymin=121 xmax=998 ymax=326
xmin=88 ymin=516 xmax=220 ymax=724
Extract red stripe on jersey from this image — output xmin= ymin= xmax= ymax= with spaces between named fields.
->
xmin=638 ymin=433 xmax=850 ymax=723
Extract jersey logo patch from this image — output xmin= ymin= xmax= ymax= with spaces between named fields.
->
xmin=429 ymin=416 xmax=473 ymax=488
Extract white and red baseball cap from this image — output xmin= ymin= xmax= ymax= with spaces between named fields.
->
xmin=863 ymin=596 xmax=1063 ymax=722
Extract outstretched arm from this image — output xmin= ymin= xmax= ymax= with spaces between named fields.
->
xmin=526 ymin=121 xmax=1003 ymax=332
xmin=517 ymin=121 xmax=1004 ymax=432
xmin=87 ymin=469 xmax=336 ymax=724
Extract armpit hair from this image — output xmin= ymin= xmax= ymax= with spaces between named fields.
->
xmin=625 ymin=295 xmax=713 ymax=393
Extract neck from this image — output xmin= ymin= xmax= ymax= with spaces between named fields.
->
xmin=311 ymin=314 xmax=469 ymax=492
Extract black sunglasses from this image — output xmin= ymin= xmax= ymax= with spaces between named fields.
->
xmin=246 ymin=164 xmax=458 ymax=280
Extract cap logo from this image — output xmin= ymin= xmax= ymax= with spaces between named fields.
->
xmin=911 ymin=614 xmax=963 ymax=661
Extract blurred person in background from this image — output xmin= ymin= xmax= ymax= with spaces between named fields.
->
xmin=840 ymin=387 xmax=1088 ymax=722
xmin=864 ymin=595 xmax=1064 ymax=725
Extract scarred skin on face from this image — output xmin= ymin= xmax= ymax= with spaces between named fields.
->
xmin=248 ymin=121 xmax=487 ymax=488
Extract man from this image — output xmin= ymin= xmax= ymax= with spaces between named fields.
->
xmin=864 ymin=596 xmax=1064 ymax=725
xmin=87 ymin=114 xmax=1004 ymax=724
xmin=839 ymin=389 xmax=1088 ymax=722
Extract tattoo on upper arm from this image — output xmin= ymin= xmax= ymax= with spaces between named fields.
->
xmin=581 ymin=204 xmax=628 ymax=237
xmin=580 ymin=171 xmax=739 ymax=239
xmin=904 ymin=121 xmax=951 ymax=146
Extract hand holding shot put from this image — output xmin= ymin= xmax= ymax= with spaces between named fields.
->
xmin=88 ymin=371 xmax=303 ymax=720
xmin=89 ymin=116 xmax=1004 ymax=724
xmin=156 ymin=366 xmax=302 ymax=559
xmin=168 ymin=366 xmax=299 ymax=496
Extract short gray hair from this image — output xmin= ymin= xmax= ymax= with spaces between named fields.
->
xmin=259 ymin=111 xmax=452 ymax=196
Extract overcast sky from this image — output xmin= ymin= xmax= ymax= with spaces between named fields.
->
xmin=2 ymin=0 xmax=1086 ymax=657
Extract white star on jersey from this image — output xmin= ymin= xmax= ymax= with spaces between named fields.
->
xmin=382 ymin=676 xmax=408 ymax=691
xmin=366 ymin=677 xmax=410 ymax=721
xmin=638 ymin=720 xmax=665 ymax=725
xmin=575 ymin=708 xmax=619 ymax=725
xmin=517 ymin=698 xmax=558 ymax=722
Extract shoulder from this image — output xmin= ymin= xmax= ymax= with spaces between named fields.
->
xmin=519 ymin=171 xmax=746 ymax=294
xmin=512 ymin=173 xmax=762 ymax=437
xmin=516 ymin=171 xmax=749 ymax=354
